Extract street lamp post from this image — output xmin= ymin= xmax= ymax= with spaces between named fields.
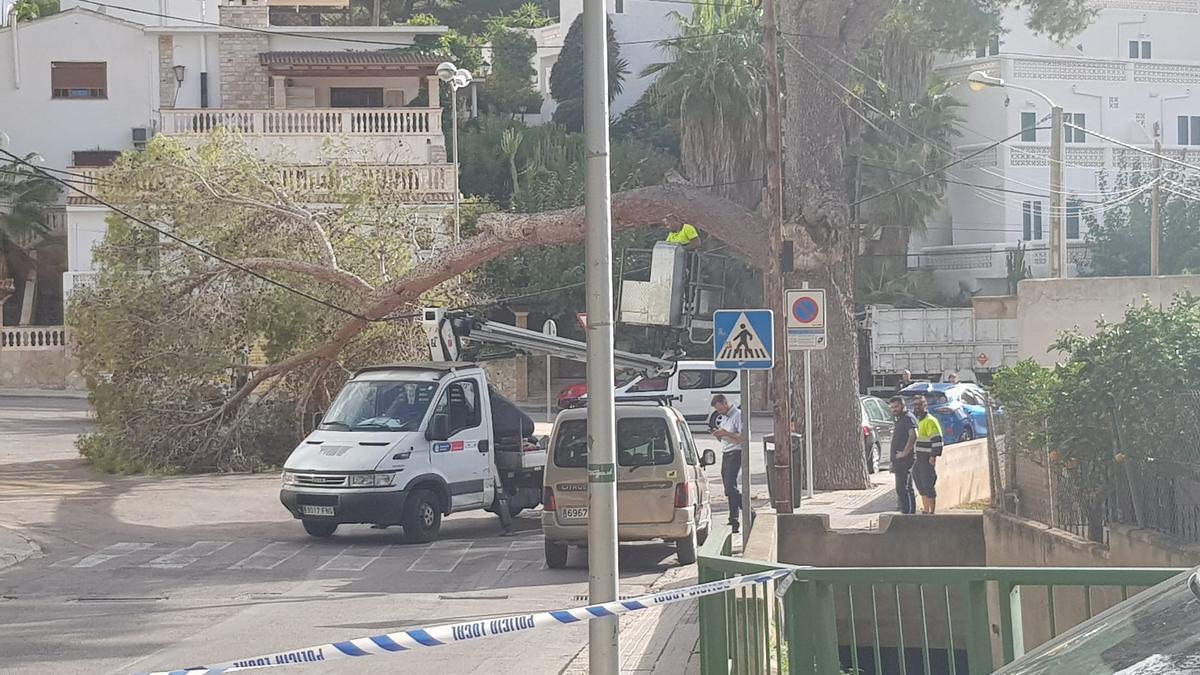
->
xmin=437 ymin=62 xmax=473 ymax=243
xmin=968 ymin=71 xmax=1066 ymax=278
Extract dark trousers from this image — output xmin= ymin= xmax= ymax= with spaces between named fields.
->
xmin=892 ymin=455 xmax=917 ymax=514
xmin=721 ymin=451 xmax=742 ymax=524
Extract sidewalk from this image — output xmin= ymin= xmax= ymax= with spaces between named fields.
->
xmin=0 ymin=388 xmax=88 ymax=399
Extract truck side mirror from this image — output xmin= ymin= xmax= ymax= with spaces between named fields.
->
xmin=426 ymin=413 xmax=451 ymax=441
xmin=312 ymin=411 xmax=324 ymax=429
xmin=701 ymin=448 xmax=716 ymax=467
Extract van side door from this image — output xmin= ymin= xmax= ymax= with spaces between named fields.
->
xmin=676 ymin=369 xmax=711 ymax=422
xmin=429 ymin=376 xmax=491 ymax=511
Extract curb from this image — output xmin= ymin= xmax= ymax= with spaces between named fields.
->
xmin=0 ymin=525 xmax=42 ymax=571
xmin=0 ymin=388 xmax=88 ymax=400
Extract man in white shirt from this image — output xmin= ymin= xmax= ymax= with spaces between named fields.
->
xmin=710 ymin=394 xmax=745 ymax=533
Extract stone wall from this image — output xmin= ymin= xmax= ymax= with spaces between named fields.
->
xmin=158 ymin=36 xmax=175 ymax=109
xmin=0 ymin=349 xmax=84 ymax=390
xmin=218 ymin=1 xmax=270 ymax=109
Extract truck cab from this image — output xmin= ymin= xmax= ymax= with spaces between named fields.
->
xmin=280 ymin=362 xmax=543 ymax=542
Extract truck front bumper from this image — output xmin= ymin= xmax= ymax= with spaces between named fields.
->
xmin=280 ymin=488 xmax=408 ymax=526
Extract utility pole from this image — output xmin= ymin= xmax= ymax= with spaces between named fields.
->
xmin=1151 ymin=122 xmax=1162 ymax=276
xmin=1049 ymin=105 xmax=1066 ymax=278
xmin=581 ymin=0 xmax=619 ymax=672
xmin=762 ymin=0 xmax=793 ymax=512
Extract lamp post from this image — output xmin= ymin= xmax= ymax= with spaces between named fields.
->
xmin=968 ymin=71 xmax=1066 ymax=278
xmin=437 ymin=61 xmax=472 ymax=243
xmin=172 ymin=65 xmax=186 ymax=107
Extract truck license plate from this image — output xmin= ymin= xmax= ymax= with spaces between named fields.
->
xmin=300 ymin=505 xmax=335 ymax=516
xmin=560 ymin=506 xmax=588 ymax=521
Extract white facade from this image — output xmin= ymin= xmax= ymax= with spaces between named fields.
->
xmin=930 ymin=0 xmax=1200 ymax=295
xmin=529 ymin=0 xmax=689 ymax=123
xmin=0 ymin=3 xmax=456 ymax=309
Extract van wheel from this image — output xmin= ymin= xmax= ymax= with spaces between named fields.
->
xmin=545 ymin=540 xmax=569 ymax=569
xmin=302 ymin=520 xmax=337 ymax=538
xmin=676 ymin=529 xmax=698 ymax=565
xmin=403 ymin=489 xmax=442 ymax=544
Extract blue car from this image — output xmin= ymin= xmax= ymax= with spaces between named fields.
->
xmin=898 ymin=383 xmax=993 ymax=444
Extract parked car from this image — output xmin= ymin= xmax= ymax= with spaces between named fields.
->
xmin=556 ymin=371 xmax=638 ymax=410
xmin=542 ymin=404 xmax=716 ymax=568
xmin=898 ymin=382 xmax=992 ymax=443
xmin=574 ymin=361 xmax=743 ymax=425
xmin=861 ymin=395 xmax=894 ymax=473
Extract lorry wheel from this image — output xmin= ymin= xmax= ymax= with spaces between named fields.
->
xmin=676 ymin=529 xmax=698 ymax=565
xmin=403 ymin=489 xmax=442 ymax=543
xmin=302 ymin=520 xmax=338 ymax=538
xmin=545 ymin=540 xmax=569 ymax=569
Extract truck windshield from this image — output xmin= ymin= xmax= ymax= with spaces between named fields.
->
xmin=554 ymin=417 xmax=675 ymax=468
xmin=320 ymin=380 xmax=438 ymax=432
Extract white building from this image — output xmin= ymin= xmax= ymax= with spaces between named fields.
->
xmin=0 ymin=0 xmax=456 ymax=386
xmin=925 ymin=0 xmax=1200 ymax=296
xmin=527 ymin=0 xmax=689 ymax=123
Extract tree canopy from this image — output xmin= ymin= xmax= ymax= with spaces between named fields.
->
xmin=1083 ymin=169 xmax=1200 ymax=277
xmin=549 ymin=13 xmax=629 ymax=132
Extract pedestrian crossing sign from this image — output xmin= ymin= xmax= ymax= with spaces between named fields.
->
xmin=713 ymin=309 xmax=774 ymax=370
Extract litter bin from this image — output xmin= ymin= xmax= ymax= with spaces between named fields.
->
xmin=762 ymin=432 xmax=804 ymax=506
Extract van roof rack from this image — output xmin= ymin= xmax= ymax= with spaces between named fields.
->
xmin=613 ymin=394 xmax=683 ymax=406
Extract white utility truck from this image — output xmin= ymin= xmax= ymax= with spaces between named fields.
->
xmin=279 ymin=308 xmax=675 ymax=541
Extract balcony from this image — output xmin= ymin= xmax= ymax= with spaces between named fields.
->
xmin=159 ymin=107 xmax=446 ymax=165
xmin=65 ymin=164 xmax=455 ymax=206
xmin=953 ymin=142 xmax=1200 ymax=170
xmin=0 ymin=326 xmax=68 ymax=351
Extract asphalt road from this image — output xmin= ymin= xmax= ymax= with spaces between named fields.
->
xmin=0 ymin=397 xmax=774 ymax=674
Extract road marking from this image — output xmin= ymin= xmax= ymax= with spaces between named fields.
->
xmin=407 ymin=540 xmax=472 ymax=572
xmin=318 ymin=545 xmax=391 ymax=572
xmin=229 ymin=542 xmax=309 ymax=570
xmin=67 ymin=542 xmax=154 ymax=569
xmin=142 ymin=541 xmax=232 ymax=569
xmin=497 ymin=559 xmax=545 ymax=572
xmin=497 ymin=539 xmax=546 ymax=572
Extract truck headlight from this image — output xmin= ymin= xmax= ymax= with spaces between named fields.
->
xmin=349 ymin=472 xmax=396 ymax=487
xmin=282 ymin=471 xmax=298 ymax=486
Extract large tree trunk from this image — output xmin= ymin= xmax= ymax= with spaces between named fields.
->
xmin=779 ymin=0 xmax=889 ymax=490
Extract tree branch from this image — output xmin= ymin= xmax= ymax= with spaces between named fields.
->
xmin=233 ymin=257 xmax=373 ymax=295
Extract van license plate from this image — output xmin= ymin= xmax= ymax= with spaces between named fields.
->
xmin=560 ymin=507 xmax=588 ymax=521
xmin=300 ymin=505 xmax=335 ymax=516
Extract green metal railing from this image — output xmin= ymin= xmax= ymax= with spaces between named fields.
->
xmin=697 ymin=524 xmax=1183 ymax=675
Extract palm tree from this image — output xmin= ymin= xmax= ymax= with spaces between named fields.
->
xmin=642 ymin=0 xmax=764 ymax=208
xmin=855 ymin=79 xmax=963 ymax=280
xmin=0 ymin=156 xmax=60 ymax=310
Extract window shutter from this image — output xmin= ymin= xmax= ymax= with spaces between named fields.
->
xmin=51 ymin=62 xmax=107 ymax=99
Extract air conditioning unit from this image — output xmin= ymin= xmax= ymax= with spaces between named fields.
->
xmin=131 ymin=127 xmax=154 ymax=150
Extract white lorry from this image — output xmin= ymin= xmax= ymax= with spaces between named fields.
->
xmin=279 ymin=308 xmax=675 ymax=541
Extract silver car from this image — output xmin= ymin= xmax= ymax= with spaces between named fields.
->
xmin=861 ymin=395 xmax=894 ymax=474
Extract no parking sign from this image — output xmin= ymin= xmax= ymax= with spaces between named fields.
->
xmin=785 ymin=289 xmax=827 ymax=351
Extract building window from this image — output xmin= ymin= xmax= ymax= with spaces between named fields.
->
xmin=615 ymin=0 xmax=624 ymax=12
xmin=1066 ymin=200 xmax=1082 ymax=239
xmin=1178 ymin=116 xmax=1200 ymax=145
xmin=1020 ymin=112 xmax=1038 ymax=142
xmin=1129 ymin=40 xmax=1152 ymax=59
xmin=1064 ymin=112 xmax=1086 ymax=143
xmin=975 ymin=35 xmax=1000 ymax=58
xmin=1023 ymin=201 xmax=1044 ymax=240
xmin=51 ymin=62 xmax=107 ymax=99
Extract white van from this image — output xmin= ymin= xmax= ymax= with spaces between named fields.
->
xmin=542 ymin=404 xmax=716 ymax=568
xmin=279 ymin=363 xmax=544 ymax=542
xmin=613 ymin=360 xmax=742 ymax=424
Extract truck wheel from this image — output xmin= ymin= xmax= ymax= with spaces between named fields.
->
xmin=676 ymin=529 xmax=698 ymax=565
xmin=403 ymin=489 xmax=442 ymax=543
xmin=545 ymin=540 xmax=569 ymax=569
xmin=302 ymin=520 xmax=338 ymax=538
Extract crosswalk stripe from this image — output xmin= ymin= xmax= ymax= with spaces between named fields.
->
xmin=70 ymin=542 xmax=154 ymax=569
xmin=142 ymin=541 xmax=233 ymax=569
xmin=407 ymin=540 xmax=472 ymax=572
xmin=229 ymin=542 xmax=309 ymax=570
xmin=318 ymin=545 xmax=391 ymax=572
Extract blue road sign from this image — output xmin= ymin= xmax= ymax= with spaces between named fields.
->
xmin=713 ymin=309 xmax=774 ymax=370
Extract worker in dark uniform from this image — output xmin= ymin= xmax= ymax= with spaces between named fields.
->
xmin=889 ymin=395 xmax=918 ymax=515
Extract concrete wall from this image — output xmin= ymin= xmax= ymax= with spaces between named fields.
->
xmin=984 ymin=509 xmax=1199 ymax=659
xmin=937 ymin=438 xmax=992 ymax=510
xmin=778 ymin=513 xmax=986 ymax=568
xmin=0 ymin=349 xmax=83 ymax=390
xmin=1017 ymin=275 xmax=1200 ymax=365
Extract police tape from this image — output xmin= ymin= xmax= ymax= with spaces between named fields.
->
xmin=134 ymin=568 xmax=794 ymax=674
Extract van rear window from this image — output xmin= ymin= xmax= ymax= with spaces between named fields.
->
xmin=553 ymin=418 xmax=675 ymax=468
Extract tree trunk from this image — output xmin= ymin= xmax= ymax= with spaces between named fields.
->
xmin=779 ymin=1 xmax=889 ymax=490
